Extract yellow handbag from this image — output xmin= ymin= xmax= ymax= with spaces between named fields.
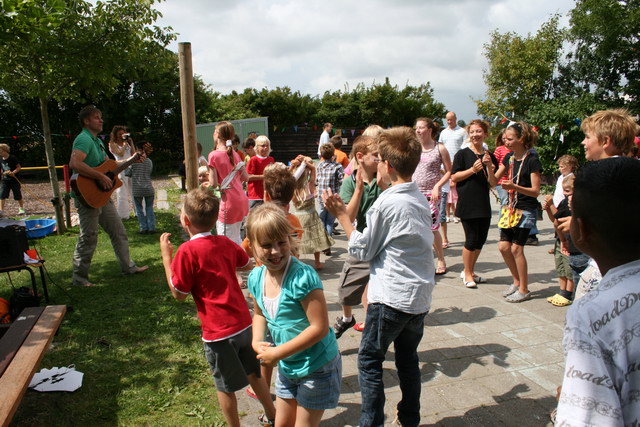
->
xmin=498 ymin=206 xmax=523 ymax=228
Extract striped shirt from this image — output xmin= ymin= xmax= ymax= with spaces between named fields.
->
xmin=128 ymin=158 xmax=154 ymax=197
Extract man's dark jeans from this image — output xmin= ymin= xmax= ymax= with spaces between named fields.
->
xmin=358 ymin=303 xmax=427 ymax=427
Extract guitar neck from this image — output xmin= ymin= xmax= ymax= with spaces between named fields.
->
xmin=112 ymin=153 xmax=140 ymax=175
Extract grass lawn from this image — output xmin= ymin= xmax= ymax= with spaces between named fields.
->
xmin=3 ymin=190 xmax=229 ymax=426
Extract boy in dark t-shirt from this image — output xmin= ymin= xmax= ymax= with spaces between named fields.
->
xmin=0 ymin=143 xmax=25 ymax=215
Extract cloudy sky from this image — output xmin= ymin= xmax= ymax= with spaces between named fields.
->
xmin=155 ymin=0 xmax=576 ymax=122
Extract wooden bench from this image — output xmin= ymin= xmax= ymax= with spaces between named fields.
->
xmin=0 ymin=305 xmax=66 ymax=427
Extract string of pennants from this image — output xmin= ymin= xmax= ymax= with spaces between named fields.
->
xmin=0 ymin=129 xmax=165 ymax=143
xmin=272 ymin=124 xmax=372 ymax=136
xmin=493 ymin=112 xmax=584 ymax=144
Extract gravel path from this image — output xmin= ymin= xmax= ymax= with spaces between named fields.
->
xmin=1 ymin=177 xmax=176 ymax=219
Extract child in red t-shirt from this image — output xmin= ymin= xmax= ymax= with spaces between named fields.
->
xmin=160 ymin=188 xmax=276 ymax=426
xmin=247 ymin=135 xmax=275 ymax=209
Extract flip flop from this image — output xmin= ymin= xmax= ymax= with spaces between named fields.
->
xmin=435 ymin=266 xmax=447 ymax=275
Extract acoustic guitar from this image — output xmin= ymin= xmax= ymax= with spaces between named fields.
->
xmin=71 ymin=153 xmax=141 ymax=209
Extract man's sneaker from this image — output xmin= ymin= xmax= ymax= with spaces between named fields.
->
xmin=18 ymin=208 xmax=25 ymax=215
xmin=526 ymin=236 xmax=539 ymax=246
xmin=333 ymin=315 xmax=356 ymax=339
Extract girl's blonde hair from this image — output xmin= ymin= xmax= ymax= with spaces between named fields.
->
xmin=215 ymin=121 xmax=236 ymax=166
xmin=292 ymin=157 xmax=312 ymax=207
xmin=255 ymin=135 xmax=272 ymax=154
xmin=246 ymin=202 xmax=296 ymax=254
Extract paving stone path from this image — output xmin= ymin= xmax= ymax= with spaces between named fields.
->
xmin=234 ymin=199 xmax=563 ymax=426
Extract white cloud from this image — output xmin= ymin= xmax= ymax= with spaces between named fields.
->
xmin=156 ymin=0 xmax=575 ymax=121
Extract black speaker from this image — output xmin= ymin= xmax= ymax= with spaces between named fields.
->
xmin=0 ymin=221 xmax=28 ymax=268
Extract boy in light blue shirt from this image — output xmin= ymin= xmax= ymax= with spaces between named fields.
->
xmin=324 ymin=126 xmax=435 ymax=427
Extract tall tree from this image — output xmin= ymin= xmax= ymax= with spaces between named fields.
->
xmin=0 ymin=0 xmax=174 ymax=231
xmin=476 ymin=15 xmax=565 ymax=119
xmin=560 ymin=0 xmax=640 ymax=111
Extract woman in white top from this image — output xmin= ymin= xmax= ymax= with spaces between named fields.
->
xmin=109 ymin=126 xmax=135 ymax=219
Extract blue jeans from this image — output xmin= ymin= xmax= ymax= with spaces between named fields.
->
xmin=134 ymin=195 xmax=156 ymax=231
xmin=358 ymin=303 xmax=427 ymax=427
xmin=319 ymin=203 xmax=336 ymax=235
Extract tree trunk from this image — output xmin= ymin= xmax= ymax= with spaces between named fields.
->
xmin=39 ymin=96 xmax=66 ymax=234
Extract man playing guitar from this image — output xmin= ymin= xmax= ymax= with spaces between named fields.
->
xmin=69 ymin=105 xmax=148 ymax=287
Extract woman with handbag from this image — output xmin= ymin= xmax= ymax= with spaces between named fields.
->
xmin=494 ymin=122 xmax=541 ymax=303
xmin=451 ymin=120 xmax=498 ymax=289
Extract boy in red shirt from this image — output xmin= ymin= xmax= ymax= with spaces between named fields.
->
xmin=247 ymin=135 xmax=275 ymax=209
xmin=160 ymin=188 xmax=276 ymax=426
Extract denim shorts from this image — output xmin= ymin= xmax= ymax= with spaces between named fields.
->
xmin=438 ymin=191 xmax=448 ymax=223
xmin=516 ymin=209 xmax=537 ymax=229
xmin=275 ymin=354 xmax=342 ymax=410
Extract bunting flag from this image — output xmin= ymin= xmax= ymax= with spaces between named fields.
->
xmin=351 ymin=129 xmax=356 ymax=136
xmin=313 ymin=125 xmax=318 ymax=131
xmin=559 ymin=132 xmax=565 ymax=143
xmin=532 ymin=126 xmax=539 ymax=132
xmin=293 ymin=125 xmax=298 ymax=133
xmin=549 ymin=126 xmax=556 ymax=136
xmin=574 ymin=118 xmax=582 ymax=126
xmin=273 ymin=125 xmax=277 ymax=132
xmin=499 ymin=117 xmax=508 ymax=125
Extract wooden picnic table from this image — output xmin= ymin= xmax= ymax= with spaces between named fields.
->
xmin=0 ymin=305 xmax=66 ymax=427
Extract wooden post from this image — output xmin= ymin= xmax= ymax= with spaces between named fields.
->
xmin=178 ymin=42 xmax=198 ymax=191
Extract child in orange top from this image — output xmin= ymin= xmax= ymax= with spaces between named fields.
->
xmin=330 ymin=135 xmax=350 ymax=168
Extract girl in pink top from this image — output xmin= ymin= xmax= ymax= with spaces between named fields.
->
xmin=412 ymin=117 xmax=452 ymax=275
xmin=493 ymin=130 xmax=512 ymax=206
xmin=208 ymin=121 xmax=249 ymax=245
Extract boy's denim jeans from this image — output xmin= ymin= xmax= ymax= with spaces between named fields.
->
xmin=134 ymin=195 xmax=156 ymax=232
xmin=358 ymin=303 xmax=427 ymax=427
xmin=319 ymin=203 xmax=336 ymax=236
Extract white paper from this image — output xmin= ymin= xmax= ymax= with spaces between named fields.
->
xmin=28 ymin=365 xmax=83 ymax=392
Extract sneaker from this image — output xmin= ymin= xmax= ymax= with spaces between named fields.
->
xmin=446 ymin=216 xmax=453 ymax=223
xmin=333 ymin=315 xmax=356 ymax=339
xmin=502 ymin=284 xmax=519 ymax=298
xmin=506 ymin=291 xmax=532 ymax=303
xmin=526 ymin=236 xmax=539 ymax=246
xmin=18 ymin=208 xmax=26 ymax=215
xmin=453 ymin=217 xmax=460 ymax=223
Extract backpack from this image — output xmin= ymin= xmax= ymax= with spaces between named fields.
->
xmin=9 ymin=286 xmax=41 ymax=320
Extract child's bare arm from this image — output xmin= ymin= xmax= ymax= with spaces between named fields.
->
xmin=322 ymin=189 xmax=354 ymax=239
xmin=255 ymin=289 xmax=328 ymax=367
xmin=251 ymin=298 xmax=270 ymax=354
xmin=160 ymin=233 xmax=188 ymax=301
